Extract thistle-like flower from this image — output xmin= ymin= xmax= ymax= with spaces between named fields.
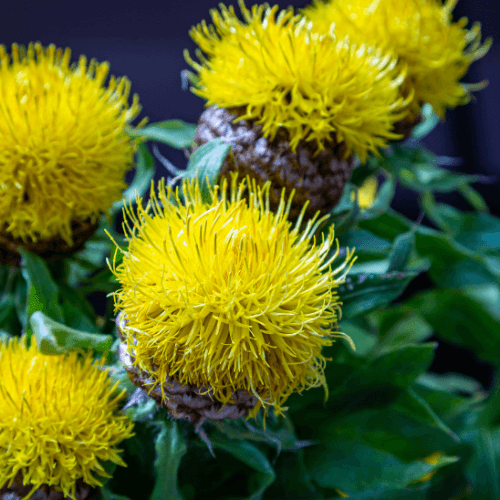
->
xmin=186 ymin=1 xmax=408 ymax=220
xmin=110 ymin=175 xmax=355 ymax=427
xmin=0 ymin=337 xmax=134 ymax=500
xmin=0 ymin=43 xmax=142 ymax=264
xmin=303 ymin=0 xmax=492 ymax=121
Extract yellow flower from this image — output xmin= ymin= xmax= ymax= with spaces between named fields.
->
xmin=186 ymin=1 xmax=409 ymax=162
xmin=303 ymin=0 xmax=491 ymax=118
xmin=352 ymin=176 xmax=378 ymax=211
xmin=110 ymin=175 xmax=355 ymax=418
xmin=0 ymin=337 xmax=134 ymax=500
xmin=0 ymin=43 xmax=142 ymax=245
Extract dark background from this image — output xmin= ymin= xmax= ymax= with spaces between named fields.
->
xmin=2 ymin=1 xmax=499 ymax=384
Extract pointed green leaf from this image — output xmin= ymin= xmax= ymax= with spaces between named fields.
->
xmin=360 ymin=176 xmax=396 ymax=220
xmin=150 ymin=420 xmax=187 ymax=500
xmin=184 ymin=138 xmax=231 ymax=202
xmin=99 ymin=488 xmax=133 ymax=500
xmin=129 ymin=120 xmax=197 ymax=149
xmin=114 ymin=143 xmax=156 ymax=211
xmin=30 ymin=311 xmax=112 ymax=354
xmin=19 ymin=248 xmax=64 ymax=327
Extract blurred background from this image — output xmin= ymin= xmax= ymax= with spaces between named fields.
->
xmin=2 ymin=0 xmax=499 ymax=383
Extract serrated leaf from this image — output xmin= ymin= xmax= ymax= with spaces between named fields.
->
xmin=184 ymin=138 xmax=231 ymax=203
xmin=339 ymin=269 xmax=425 ymax=318
xmin=113 ymin=143 xmax=155 ymax=211
xmin=129 ymin=120 xmax=197 ymax=149
xmin=151 ymin=420 xmax=187 ymax=500
xmin=30 ymin=311 xmax=112 ymax=354
xmin=19 ymin=248 xmax=64 ymax=327
xmin=210 ymin=436 xmax=276 ymax=500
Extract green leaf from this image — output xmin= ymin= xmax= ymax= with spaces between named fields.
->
xmin=184 ymin=138 xmax=231 ymax=202
xmin=411 ymin=104 xmax=440 ymax=140
xmin=342 ymin=484 xmax=430 ymax=500
xmin=151 ymin=420 xmax=187 ymax=500
xmin=394 ymin=388 xmax=458 ymax=441
xmin=376 ymin=310 xmax=433 ymax=349
xmin=210 ymin=436 xmax=276 ymax=500
xmin=341 ymin=321 xmax=377 ymax=356
xmin=339 ymin=269 xmax=426 ymax=318
xmin=458 ymin=183 xmax=489 ymax=212
xmin=337 ymin=229 xmax=391 ymax=259
xmin=305 ymin=436 xmax=455 ymax=495
xmin=129 ymin=120 xmax=197 ymax=149
xmin=19 ymin=248 xmax=64 ymax=327
xmin=406 ymin=289 xmax=500 ymax=366
xmin=384 ymin=145 xmax=485 ymax=193
xmin=113 ymin=143 xmax=156 ymax=211
xmin=360 ymin=176 xmax=396 ymax=220
xmin=30 ymin=311 xmax=112 ymax=354
xmin=99 ymin=488 xmax=133 ymax=500
xmin=387 ymin=230 xmax=416 ymax=272
xmin=467 ymin=430 xmax=500 ymax=500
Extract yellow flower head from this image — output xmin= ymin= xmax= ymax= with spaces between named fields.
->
xmin=0 ymin=43 xmax=142 ymax=245
xmin=353 ymin=175 xmax=378 ymax=211
xmin=0 ymin=337 xmax=134 ymax=500
xmin=110 ymin=175 xmax=355 ymax=417
xmin=303 ymin=0 xmax=492 ymax=118
xmin=186 ymin=1 xmax=409 ymax=162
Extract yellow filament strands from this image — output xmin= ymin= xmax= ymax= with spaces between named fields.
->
xmin=0 ymin=338 xmax=134 ymax=500
xmin=186 ymin=1 xmax=409 ymax=162
xmin=0 ymin=43 xmax=142 ymax=244
xmin=304 ymin=0 xmax=492 ymax=118
xmin=111 ymin=175 xmax=356 ymax=417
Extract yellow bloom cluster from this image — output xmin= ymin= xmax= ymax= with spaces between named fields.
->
xmin=110 ymin=175 xmax=355 ymax=417
xmin=0 ymin=337 xmax=134 ymax=500
xmin=304 ymin=0 xmax=491 ymax=118
xmin=187 ymin=1 xmax=409 ymax=162
xmin=0 ymin=43 xmax=141 ymax=245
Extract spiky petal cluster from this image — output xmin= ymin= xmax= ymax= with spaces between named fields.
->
xmin=303 ymin=0 xmax=492 ymax=118
xmin=0 ymin=337 xmax=134 ymax=500
xmin=110 ymin=176 xmax=355 ymax=417
xmin=0 ymin=43 xmax=142 ymax=245
xmin=186 ymin=1 xmax=409 ymax=162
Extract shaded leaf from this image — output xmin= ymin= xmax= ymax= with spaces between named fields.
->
xmin=305 ymin=436 xmax=456 ymax=494
xmin=210 ymin=436 xmax=276 ymax=500
xmin=406 ymin=289 xmax=500 ymax=366
xmin=339 ymin=269 xmax=426 ymax=318
xmin=30 ymin=311 xmax=112 ymax=354
xmin=387 ymin=230 xmax=416 ymax=272
xmin=151 ymin=420 xmax=187 ymax=500
xmin=114 ymin=143 xmax=155 ymax=211
xmin=19 ymin=248 xmax=64 ymax=327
